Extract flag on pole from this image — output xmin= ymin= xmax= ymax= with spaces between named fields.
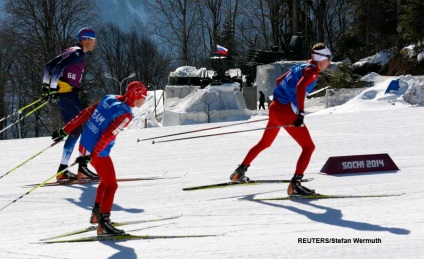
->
xmin=217 ymin=45 xmax=228 ymax=55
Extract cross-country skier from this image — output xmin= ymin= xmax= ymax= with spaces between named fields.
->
xmin=52 ymin=81 xmax=147 ymax=235
xmin=230 ymin=43 xmax=332 ymax=195
xmin=43 ymin=28 xmax=98 ymax=181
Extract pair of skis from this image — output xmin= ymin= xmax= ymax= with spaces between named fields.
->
xmin=40 ymin=214 xmax=221 ymax=243
xmin=28 ymin=177 xmax=163 ymax=187
xmin=182 ymin=178 xmax=313 ymax=191
xmin=40 ymin=176 xmax=405 ymax=243
xmin=27 ymin=171 xmax=188 ymax=187
xmin=182 ymin=178 xmax=405 ymax=200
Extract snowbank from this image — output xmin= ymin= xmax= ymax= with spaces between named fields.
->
xmin=162 ymin=83 xmax=257 ymax=126
xmin=313 ymin=74 xmax=424 ymax=115
xmin=353 ymin=50 xmax=394 ymax=67
xmin=403 ymin=76 xmax=424 ymax=105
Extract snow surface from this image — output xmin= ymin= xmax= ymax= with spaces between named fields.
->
xmin=0 ymin=77 xmax=423 ymax=258
xmin=353 ymin=50 xmax=394 ymax=67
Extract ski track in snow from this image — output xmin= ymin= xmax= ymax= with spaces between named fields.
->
xmin=0 ymin=80 xmax=423 ymax=258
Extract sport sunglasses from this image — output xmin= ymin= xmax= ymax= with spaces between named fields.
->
xmin=82 ymin=36 xmax=97 ymax=42
xmin=313 ymin=52 xmax=333 ymax=61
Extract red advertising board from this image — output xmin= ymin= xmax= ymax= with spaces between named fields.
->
xmin=320 ymin=153 xmax=399 ymax=175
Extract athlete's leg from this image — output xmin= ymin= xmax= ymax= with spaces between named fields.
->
xmin=90 ymin=155 xmax=118 ymax=214
xmin=242 ymin=101 xmax=289 ymax=165
xmin=285 ymin=126 xmax=315 ymax=175
xmin=56 ymin=92 xmax=83 ymax=166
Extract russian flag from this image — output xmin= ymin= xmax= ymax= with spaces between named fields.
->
xmin=217 ymin=45 xmax=228 ymax=55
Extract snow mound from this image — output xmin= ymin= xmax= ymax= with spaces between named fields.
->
xmin=353 ymin=50 xmax=393 ymax=67
xmin=403 ymin=77 xmax=424 ymax=105
xmin=162 ymin=83 xmax=259 ymax=126
xmin=173 ymin=66 xmax=207 ymax=77
xmin=360 ymin=72 xmax=381 ymax=82
xmin=313 ymin=75 xmax=423 ymax=115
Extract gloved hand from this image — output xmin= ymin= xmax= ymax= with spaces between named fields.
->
xmin=75 ymin=155 xmax=92 ymax=164
xmin=293 ymin=110 xmax=305 ymax=127
xmin=52 ymin=128 xmax=68 ymax=142
xmin=42 ymin=85 xmax=59 ymax=104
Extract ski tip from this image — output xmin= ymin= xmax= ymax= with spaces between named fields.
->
xmin=152 ymin=140 xmax=156 ymax=144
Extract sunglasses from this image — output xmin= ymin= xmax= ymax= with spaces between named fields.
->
xmin=313 ymin=52 xmax=333 ymax=61
xmin=82 ymin=36 xmax=97 ymax=42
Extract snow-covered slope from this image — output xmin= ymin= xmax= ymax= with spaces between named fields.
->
xmin=0 ymin=77 xmax=423 ymax=258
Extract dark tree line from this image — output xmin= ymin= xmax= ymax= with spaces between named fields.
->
xmin=0 ymin=0 xmax=171 ymax=140
xmin=145 ymin=0 xmax=424 ymax=66
xmin=1 ymin=0 xmax=424 ymax=140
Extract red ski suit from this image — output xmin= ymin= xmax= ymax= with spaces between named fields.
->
xmin=63 ymin=95 xmax=132 ymax=214
xmin=242 ymin=62 xmax=319 ymax=175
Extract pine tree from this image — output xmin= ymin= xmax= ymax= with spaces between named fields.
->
xmin=399 ymin=0 xmax=424 ymax=52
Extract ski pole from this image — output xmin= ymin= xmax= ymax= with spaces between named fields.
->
xmin=152 ymin=124 xmax=299 ymax=144
xmin=138 ymin=118 xmax=268 ymax=142
xmin=0 ymin=99 xmax=42 ymax=123
xmin=0 ymin=100 xmax=49 ymax=135
xmin=0 ymin=90 xmax=56 ymax=124
xmin=18 ymin=98 xmax=43 ymax=113
xmin=0 ymin=162 xmax=77 ymax=212
xmin=0 ymin=140 xmax=62 ymax=181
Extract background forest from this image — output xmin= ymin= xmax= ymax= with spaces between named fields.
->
xmin=1 ymin=0 xmax=423 ymax=140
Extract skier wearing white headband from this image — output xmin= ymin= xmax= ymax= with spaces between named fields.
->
xmin=230 ymin=43 xmax=331 ymax=196
xmin=312 ymin=47 xmax=333 ymax=62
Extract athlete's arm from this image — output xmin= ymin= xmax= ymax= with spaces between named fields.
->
xmin=91 ymin=114 xmax=133 ymax=157
xmin=296 ymin=66 xmax=319 ymax=111
xmin=63 ymin=102 xmax=99 ymax=135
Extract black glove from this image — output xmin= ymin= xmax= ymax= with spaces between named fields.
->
xmin=42 ymin=85 xmax=59 ymax=103
xmin=75 ymin=155 xmax=92 ymax=164
xmin=293 ymin=110 xmax=305 ymax=127
xmin=52 ymin=128 xmax=68 ymax=142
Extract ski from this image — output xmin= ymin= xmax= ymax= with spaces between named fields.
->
xmin=27 ymin=172 xmax=188 ymax=187
xmin=41 ymin=233 xmax=221 ymax=243
xmin=183 ymin=178 xmax=313 ymax=191
xmin=34 ymin=177 xmax=161 ymax=187
xmin=255 ymin=193 xmax=406 ymax=201
xmin=40 ymin=214 xmax=183 ymax=241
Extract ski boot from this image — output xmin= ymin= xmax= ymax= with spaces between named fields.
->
xmin=97 ymin=213 xmax=126 ymax=236
xmin=56 ymin=164 xmax=77 ymax=182
xmin=90 ymin=204 xmax=101 ymax=224
xmin=77 ymin=163 xmax=99 ymax=180
xmin=230 ymin=164 xmax=250 ymax=182
xmin=287 ymin=174 xmax=316 ymax=196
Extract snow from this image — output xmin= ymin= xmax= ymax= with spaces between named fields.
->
xmin=360 ymin=72 xmax=381 ymax=82
xmin=352 ymin=50 xmax=394 ymax=67
xmin=173 ymin=66 xmax=207 ymax=77
xmin=129 ymin=89 xmax=164 ymax=128
xmin=418 ymin=51 xmax=424 ymax=63
xmin=163 ymin=66 xmax=261 ymax=126
xmin=0 ymin=76 xmax=424 ymax=258
xmin=162 ymin=82 xmax=261 ymax=126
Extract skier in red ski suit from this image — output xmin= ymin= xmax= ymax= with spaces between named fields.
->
xmin=230 ymin=43 xmax=332 ymax=195
xmin=52 ymin=81 xmax=147 ymax=235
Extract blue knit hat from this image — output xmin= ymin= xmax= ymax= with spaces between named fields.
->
xmin=77 ymin=28 xmax=96 ymax=42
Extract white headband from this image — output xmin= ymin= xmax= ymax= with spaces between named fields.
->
xmin=312 ymin=47 xmax=332 ymax=61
